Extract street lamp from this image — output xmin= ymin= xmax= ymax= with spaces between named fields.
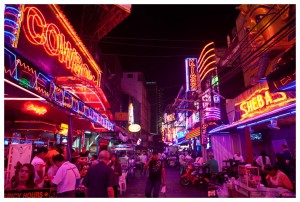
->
xmin=128 ymin=124 xmax=141 ymax=133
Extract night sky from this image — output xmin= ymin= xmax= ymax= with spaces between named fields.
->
xmin=99 ymin=4 xmax=240 ymax=105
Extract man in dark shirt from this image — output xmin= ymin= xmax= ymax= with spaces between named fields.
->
xmin=144 ymin=151 xmax=166 ymax=198
xmin=205 ymin=154 xmax=219 ymax=174
xmin=83 ymin=150 xmax=114 ymax=197
xmin=281 ymin=144 xmax=292 ymax=165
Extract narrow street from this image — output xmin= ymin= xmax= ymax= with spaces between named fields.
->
xmin=120 ymin=167 xmax=208 ymax=198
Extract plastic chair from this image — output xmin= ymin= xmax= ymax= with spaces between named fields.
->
xmin=119 ymin=172 xmax=127 ymax=195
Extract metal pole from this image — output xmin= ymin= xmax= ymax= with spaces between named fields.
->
xmin=66 ymin=114 xmax=73 ymax=161
xmin=245 ymin=126 xmax=253 ymax=164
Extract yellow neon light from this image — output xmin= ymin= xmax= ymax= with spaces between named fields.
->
xmin=198 ymin=48 xmax=215 ymax=71
xmin=199 ymin=67 xmax=217 ymax=82
xmin=197 ymin=42 xmax=214 ymax=63
xmin=22 ymin=6 xmax=99 ymax=85
xmin=198 ymin=60 xmax=216 ymax=79
xmin=199 ymin=53 xmax=215 ymax=71
xmin=238 ymin=98 xmax=295 ymax=121
xmin=236 ymin=89 xmax=293 ymax=120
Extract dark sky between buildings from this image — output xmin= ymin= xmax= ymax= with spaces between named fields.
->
xmin=61 ymin=4 xmax=240 ymax=106
xmin=99 ymin=4 xmax=240 ymax=105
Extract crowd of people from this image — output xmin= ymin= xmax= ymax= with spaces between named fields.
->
xmin=4 ymin=143 xmax=295 ymax=197
xmin=4 ymin=144 xmax=169 ymax=198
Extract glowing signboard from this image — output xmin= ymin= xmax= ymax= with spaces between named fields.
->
xmin=235 ymin=88 xmax=292 ymax=121
xmin=197 ymin=42 xmax=216 ymax=83
xmin=128 ymin=103 xmax=134 ymax=125
xmin=26 ymin=104 xmax=47 ymax=115
xmin=164 ymin=113 xmax=175 ymax=123
xmin=185 ymin=58 xmax=197 ymax=92
xmin=128 ymin=124 xmax=141 ymax=133
xmin=4 ymin=47 xmax=114 ymax=131
xmin=22 ymin=6 xmax=97 ymax=84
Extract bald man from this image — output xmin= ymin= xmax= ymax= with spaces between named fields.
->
xmin=83 ymin=150 xmax=115 ymax=197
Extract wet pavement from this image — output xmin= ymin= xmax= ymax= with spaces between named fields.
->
xmin=119 ymin=166 xmax=208 ymax=198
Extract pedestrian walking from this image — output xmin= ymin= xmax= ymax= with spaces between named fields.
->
xmin=140 ymin=151 xmax=148 ymax=176
xmin=82 ymin=150 xmax=115 ymax=197
xmin=51 ymin=154 xmax=80 ymax=197
xmin=144 ymin=150 xmax=166 ymax=198
xmin=108 ymin=153 xmax=122 ymax=197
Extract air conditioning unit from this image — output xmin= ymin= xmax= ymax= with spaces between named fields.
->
xmin=267 ymin=119 xmax=280 ymax=130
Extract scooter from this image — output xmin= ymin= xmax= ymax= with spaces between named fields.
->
xmin=180 ymin=164 xmax=209 ymax=187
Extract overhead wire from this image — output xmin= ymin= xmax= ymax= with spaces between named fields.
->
xmin=217 ymin=5 xmax=293 ymax=84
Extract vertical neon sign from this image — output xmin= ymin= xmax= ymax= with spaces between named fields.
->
xmin=185 ymin=58 xmax=197 ymax=92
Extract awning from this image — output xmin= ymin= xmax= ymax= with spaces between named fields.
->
xmin=185 ymin=127 xmax=200 ymax=139
xmin=209 ymin=103 xmax=296 ymax=134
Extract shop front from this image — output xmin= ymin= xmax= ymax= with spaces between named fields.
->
xmin=207 ymin=81 xmax=295 ymax=196
xmin=4 ymin=4 xmax=115 ymax=191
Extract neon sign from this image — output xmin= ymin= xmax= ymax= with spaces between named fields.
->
xmin=128 ymin=103 xmax=134 ymax=125
xmin=197 ymin=42 xmax=216 ymax=82
xmin=26 ymin=104 xmax=47 ymax=115
xmin=164 ymin=113 xmax=175 ymax=123
xmin=236 ymin=88 xmax=290 ymax=120
xmin=185 ymin=58 xmax=197 ymax=92
xmin=22 ymin=7 xmax=98 ymax=84
xmin=211 ymin=76 xmax=218 ymax=86
xmin=19 ymin=78 xmax=30 ymax=88
xmin=4 ymin=47 xmax=114 ymax=131
xmin=4 ymin=5 xmax=23 ymax=47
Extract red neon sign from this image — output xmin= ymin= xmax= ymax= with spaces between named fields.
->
xmin=26 ymin=104 xmax=47 ymax=115
xmin=22 ymin=7 xmax=97 ymax=84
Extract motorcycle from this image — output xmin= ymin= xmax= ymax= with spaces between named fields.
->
xmin=180 ymin=164 xmax=209 ymax=187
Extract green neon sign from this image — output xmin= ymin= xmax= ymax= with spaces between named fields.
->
xmin=212 ymin=76 xmax=218 ymax=86
xmin=19 ymin=78 xmax=30 ymax=88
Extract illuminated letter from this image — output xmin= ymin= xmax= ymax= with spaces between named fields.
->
xmin=23 ymin=7 xmax=46 ymax=45
xmin=44 ymin=23 xmax=60 ymax=56
xmin=257 ymin=94 xmax=265 ymax=109
xmin=247 ymin=100 xmax=253 ymax=113
xmin=252 ymin=97 xmax=258 ymax=111
xmin=240 ymin=102 xmax=248 ymax=117
xmin=265 ymin=91 xmax=273 ymax=106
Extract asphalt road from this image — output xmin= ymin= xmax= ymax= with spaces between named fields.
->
xmin=119 ymin=166 xmax=208 ymax=198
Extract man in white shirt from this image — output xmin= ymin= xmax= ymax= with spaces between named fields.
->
xmin=140 ymin=151 xmax=148 ymax=176
xmin=195 ymin=153 xmax=204 ymax=165
xmin=233 ymin=152 xmax=244 ymax=162
xmin=31 ymin=147 xmax=48 ymax=188
xmin=51 ymin=154 xmax=81 ymax=197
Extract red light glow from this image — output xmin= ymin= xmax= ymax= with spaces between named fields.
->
xmin=22 ymin=6 xmax=99 ymax=85
xmin=26 ymin=104 xmax=47 ymax=115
